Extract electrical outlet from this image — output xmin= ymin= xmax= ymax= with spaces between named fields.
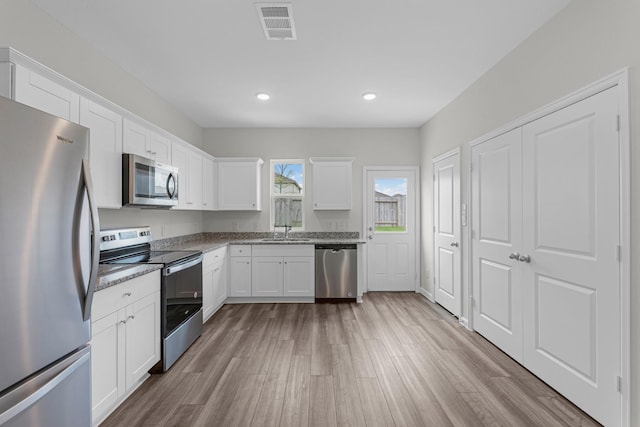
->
xmin=336 ymin=221 xmax=346 ymax=231
xmin=232 ymin=222 xmax=239 ymax=231
xmin=327 ymin=221 xmax=334 ymax=231
xmin=254 ymin=223 xmax=261 ymax=231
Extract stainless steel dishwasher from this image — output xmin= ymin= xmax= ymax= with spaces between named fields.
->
xmin=315 ymin=244 xmax=357 ymax=301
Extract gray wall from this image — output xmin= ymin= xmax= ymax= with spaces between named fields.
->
xmin=203 ymin=128 xmax=420 ymax=233
xmin=0 ymin=0 xmax=203 ymax=147
xmin=419 ymin=0 xmax=639 ymax=423
xmin=0 ymin=0 xmax=206 ymax=235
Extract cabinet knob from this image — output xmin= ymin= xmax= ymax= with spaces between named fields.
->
xmin=128 ymin=315 xmax=135 ymax=320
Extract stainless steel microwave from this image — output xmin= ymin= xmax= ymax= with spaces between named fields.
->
xmin=122 ymin=153 xmax=178 ymax=207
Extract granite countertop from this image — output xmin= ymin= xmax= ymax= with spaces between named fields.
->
xmin=96 ymin=231 xmax=364 ymax=292
xmin=97 ymin=263 xmax=162 ymax=292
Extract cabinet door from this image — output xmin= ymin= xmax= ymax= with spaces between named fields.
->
xmin=217 ymin=160 xmax=261 ymax=210
xmin=150 ymin=132 xmax=171 ymax=164
xmin=283 ymin=256 xmax=315 ymax=297
xmin=171 ymin=143 xmax=190 ymax=209
xmin=252 ymin=257 xmax=284 ymax=296
xmin=202 ymin=157 xmax=216 ymax=210
xmin=229 ymin=257 xmax=252 ymax=297
xmin=123 ymin=118 xmax=151 ymax=158
xmin=188 ymin=149 xmax=203 ymax=209
xmin=213 ymin=261 xmax=227 ymax=308
xmin=312 ymin=160 xmax=352 ymax=210
xmin=202 ymin=267 xmax=215 ymax=322
xmin=90 ymin=310 xmax=125 ymax=425
xmin=80 ymin=98 xmax=123 ymax=208
xmin=13 ymin=64 xmax=80 ymax=122
xmin=125 ymin=291 xmax=160 ymax=390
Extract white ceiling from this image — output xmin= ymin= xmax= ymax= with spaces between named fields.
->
xmin=32 ymin=0 xmax=570 ymax=128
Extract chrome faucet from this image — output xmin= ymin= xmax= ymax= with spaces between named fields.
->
xmin=274 ymin=224 xmax=292 ymax=239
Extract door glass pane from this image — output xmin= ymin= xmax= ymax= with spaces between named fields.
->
xmin=374 ymin=178 xmax=407 ymax=232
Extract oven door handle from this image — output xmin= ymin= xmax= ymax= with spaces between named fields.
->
xmin=163 ymin=255 xmax=203 ymax=276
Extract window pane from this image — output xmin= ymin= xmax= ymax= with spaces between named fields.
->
xmin=273 ymin=163 xmax=303 ymax=195
xmin=274 ymin=197 xmax=303 ymax=227
xmin=374 ymin=178 xmax=407 ymax=232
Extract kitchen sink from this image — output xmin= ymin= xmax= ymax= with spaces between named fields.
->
xmin=261 ymin=238 xmax=311 ymax=242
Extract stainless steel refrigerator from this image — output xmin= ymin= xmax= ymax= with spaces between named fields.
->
xmin=0 ymin=96 xmax=99 ymax=426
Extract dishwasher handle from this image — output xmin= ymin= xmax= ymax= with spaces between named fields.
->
xmin=315 ymin=244 xmax=357 ymax=251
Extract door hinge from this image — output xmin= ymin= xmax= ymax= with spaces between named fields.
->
xmin=433 ymin=225 xmax=436 ymax=233
xmin=616 ymin=376 xmax=622 ymax=393
xmin=616 ymin=115 xmax=620 ymax=133
xmin=616 ymin=245 xmax=622 ymax=262
xmin=471 ymin=229 xmax=475 ymax=239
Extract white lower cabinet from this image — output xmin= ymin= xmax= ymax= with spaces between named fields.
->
xmin=252 ymin=257 xmax=284 ymax=296
xmin=90 ymin=270 xmax=161 ymax=426
xmin=229 ymin=245 xmax=252 ymax=297
xmin=251 ymin=245 xmax=315 ymax=297
xmin=203 ymin=247 xmax=227 ymax=322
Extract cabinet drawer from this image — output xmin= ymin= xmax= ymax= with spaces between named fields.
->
xmin=203 ymin=247 xmax=227 ymax=268
xmin=92 ymin=270 xmax=160 ymax=321
xmin=230 ymin=245 xmax=252 ymax=257
xmin=252 ymin=244 xmax=314 ymax=257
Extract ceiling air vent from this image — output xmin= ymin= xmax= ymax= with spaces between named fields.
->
xmin=255 ymin=3 xmax=297 ymax=40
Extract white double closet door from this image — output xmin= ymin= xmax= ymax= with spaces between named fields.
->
xmin=471 ymin=87 xmax=620 ymax=426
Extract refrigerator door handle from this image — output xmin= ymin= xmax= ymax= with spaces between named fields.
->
xmin=81 ymin=159 xmax=100 ymax=321
xmin=0 ymin=346 xmax=90 ymax=425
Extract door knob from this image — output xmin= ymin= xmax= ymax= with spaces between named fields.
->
xmin=508 ymin=252 xmax=520 ymax=260
xmin=450 ymin=242 xmax=459 ymax=247
xmin=518 ymin=254 xmax=531 ymax=263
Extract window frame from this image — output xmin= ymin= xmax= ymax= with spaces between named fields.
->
xmin=270 ymin=159 xmax=305 ymax=231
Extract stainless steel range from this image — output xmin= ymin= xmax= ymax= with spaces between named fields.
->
xmin=99 ymin=227 xmax=203 ymax=371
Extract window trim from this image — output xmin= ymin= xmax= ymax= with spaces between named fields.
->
xmin=270 ymin=159 xmax=305 ymax=231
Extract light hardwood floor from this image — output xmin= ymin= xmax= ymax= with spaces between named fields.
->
xmin=102 ymin=292 xmax=600 ymax=426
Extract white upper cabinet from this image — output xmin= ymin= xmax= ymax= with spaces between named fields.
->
xmin=202 ymin=156 xmax=217 ymax=211
xmin=123 ymin=118 xmax=171 ymax=164
xmin=217 ymin=158 xmax=263 ymax=211
xmin=13 ymin=64 xmax=80 ymax=123
xmin=79 ymin=98 xmax=123 ymax=209
xmin=310 ymin=157 xmax=353 ymax=210
xmin=171 ymin=141 xmax=206 ymax=210
xmin=188 ymin=149 xmax=203 ymax=209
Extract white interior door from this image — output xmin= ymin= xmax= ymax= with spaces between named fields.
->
xmin=521 ymin=87 xmax=620 ymax=427
xmin=432 ymin=150 xmax=461 ymax=316
xmin=365 ymin=168 xmax=418 ymax=292
xmin=471 ymin=128 xmax=524 ymax=362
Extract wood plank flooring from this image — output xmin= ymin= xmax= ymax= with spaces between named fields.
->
xmin=102 ymin=293 xmax=600 ymax=426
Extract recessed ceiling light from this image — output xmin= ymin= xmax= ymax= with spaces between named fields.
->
xmin=256 ymin=92 xmax=270 ymax=101
xmin=362 ymin=92 xmax=377 ymax=101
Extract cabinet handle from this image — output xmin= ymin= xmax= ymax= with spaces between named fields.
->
xmin=119 ymin=320 xmax=127 ymax=325
xmin=450 ymin=242 xmax=459 ymax=247
xmin=124 ymin=292 xmax=132 ymax=297
xmin=508 ymin=252 xmax=520 ymax=260
xmin=128 ymin=315 xmax=135 ymax=320
xmin=214 ymin=268 xmax=220 ymax=272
